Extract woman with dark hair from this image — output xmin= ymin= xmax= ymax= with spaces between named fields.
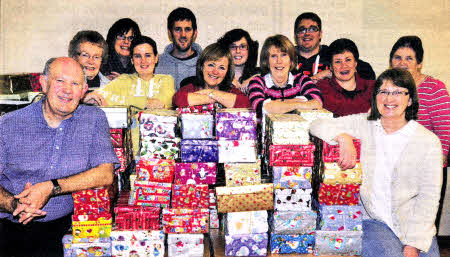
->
xmin=389 ymin=35 xmax=450 ymax=162
xmin=172 ymin=43 xmax=250 ymax=108
xmin=310 ymin=68 xmax=441 ymax=257
xmin=316 ymin=38 xmax=374 ymax=117
xmin=100 ymin=18 xmax=141 ymax=80
xmin=217 ymin=28 xmax=260 ymax=93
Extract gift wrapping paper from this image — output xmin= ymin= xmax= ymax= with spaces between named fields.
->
xmin=269 ymin=144 xmax=315 ymax=167
xmin=266 ymin=114 xmax=310 ymax=145
xmin=273 ymin=210 xmax=317 ymax=234
xmin=215 ymin=108 xmax=257 ymax=140
xmin=174 ymin=162 xmax=216 ymax=184
xmin=314 ymin=230 xmax=362 ymax=256
xmin=323 ymin=139 xmax=361 ymax=163
xmin=295 ymin=108 xmax=333 ymax=127
xmin=63 ymin=235 xmax=111 ymax=257
xmin=320 ymin=205 xmax=363 ymax=231
xmin=114 ymin=147 xmax=129 ymax=173
xmin=225 ymin=233 xmax=268 ymax=256
xmin=225 ymin=210 xmax=268 ymax=235
xmin=216 ymin=184 xmax=273 ymax=213
xmin=318 ymin=183 xmax=360 ymax=206
xmin=140 ymin=136 xmax=180 ymax=160
xmin=131 ymin=181 xmax=172 ymax=208
xmin=110 ymin=128 xmax=127 ymax=148
xmin=176 ymin=104 xmax=214 ymax=114
xmin=111 ymin=239 xmax=164 ymax=257
xmin=136 ymin=158 xmax=175 ymax=183
xmin=114 ymin=205 xmax=160 ymax=231
xmin=180 ymin=139 xmax=218 ymax=162
xmin=323 ymin=162 xmax=362 ymax=185
xmin=73 ymin=188 xmax=110 ymax=215
xmin=274 ymin=188 xmax=312 ymax=211
xmin=210 ymin=209 xmax=219 ymax=229
xmin=162 ymin=208 xmax=209 ymax=233
xmin=209 ymin=189 xmax=217 ymax=209
xmin=171 ymin=184 xmax=209 ymax=209
xmin=218 ymin=140 xmax=257 ymax=163
xmin=181 ymin=113 xmax=214 ymax=139
xmin=270 ymin=233 xmax=314 ymax=254
xmin=139 ymin=109 xmax=178 ymax=139
xmin=167 ymin=234 xmax=204 ymax=257
xmin=110 ymin=230 xmax=164 ymax=242
xmin=225 ymin=161 xmax=261 ymax=187
xmin=273 ymin=166 xmax=312 ymax=189
xmin=72 ymin=214 xmax=112 ymax=239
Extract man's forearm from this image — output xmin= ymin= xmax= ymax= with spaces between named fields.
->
xmin=0 ymin=186 xmax=17 ymax=213
xmin=57 ymin=163 xmax=114 ymax=195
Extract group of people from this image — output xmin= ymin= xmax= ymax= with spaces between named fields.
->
xmin=0 ymin=6 xmax=448 ymax=257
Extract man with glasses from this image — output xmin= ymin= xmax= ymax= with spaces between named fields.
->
xmin=155 ymin=7 xmax=202 ymax=91
xmin=294 ymin=12 xmax=376 ymax=81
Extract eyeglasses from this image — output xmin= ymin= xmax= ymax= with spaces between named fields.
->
xmin=78 ymin=52 xmax=102 ymax=62
xmin=296 ymin=26 xmax=320 ymax=35
xmin=377 ymin=90 xmax=410 ymax=97
xmin=229 ymin=44 xmax=248 ymax=51
xmin=116 ymin=34 xmax=135 ymax=42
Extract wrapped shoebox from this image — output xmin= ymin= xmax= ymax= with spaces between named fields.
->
xmin=110 ymin=128 xmax=128 ymax=148
xmin=110 ymin=230 xmax=165 ymax=257
xmin=136 ymin=158 xmax=175 ymax=183
xmin=180 ymin=139 xmax=218 ymax=162
xmin=210 ymin=209 xmax=219 ymax=229
xmin=62 ymin=235 xmax=111 ymax=257
xmin=73 ymin=188 xmax=110 ymax=215
xmin=114 ymin=147 xmax=130 ymax=173
xmin=265 ymin=114 xmax=310 ymax=145
xmin=216 ymin=184 xmax=273 ymax=213
xmin=167 ymin=234 xmax=204 ymax=257
xmin=273 ymin=166 xmax=312 ymax=189
xmin=323 ymin=162 xmax=362 ymax=185
xmin=209 ymin=189 xmax=217 ymax=209
xmin=272 ymin=210 xmax=317 ymax=234
xmin=171 ymin=184 xmax=209 ymax=209
xmin=72 ymin=214 xmax=112 ymax=239
xmin=274 ymin=188 xmax=312 ymax=211
xmin=140 ymin=136 xmax=180 ymax=160
xmin=225 ymin=233 xmax=268 ymax=256
xmin=323 ymin=139 xmax=361 ymax=162
xmin=225 ymin=210 xmax=268 ymax=235
xmin=162 ymin=208 xmax=209 ymax=233
xmin=218 ymin=140 xmax=257 ymax=163
xmin=318 ymin=183 xmax=360 ymax=206
xmin=181 ymin=113 xmax=214 ymax=139
xmin=177 ymin=103 xmax=214 ymax=114
xmin=314 ymin=230 xmax=362 ymax=256
xmin=215 ymin=108 xmax=257 ymax=140
xmin=295 ymin=108 xmax=333 ymax=126
xmin=225 ymin=160 xmax=261 ymax=187
xmin=174 ymin=162 xmax=216 ymax=184
xmin=269 ymin=144 xmax=315 ymax=167
xmin=320 ymin=205 xmax=362 ymax=231
xmin=100 ymin=106 xmax=129 ymax=128
xmin=114 ymin=205 xmax=160 ymax=231
xmin=270 ymin=233 xmax=314 ymax=254
xmin=131 ymin=181 xmax=171 ymax=208
xmin=139 ymin=109 xmax=177 ymax=138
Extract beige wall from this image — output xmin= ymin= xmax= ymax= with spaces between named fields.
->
xmin=1 ymin=0 xmax=449 ymax=87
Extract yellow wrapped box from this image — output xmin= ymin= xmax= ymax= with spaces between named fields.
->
xmin=72 ymin=214 xmax=112 ymax=239
xmin=323 ymin=162 xmax=362 ymax=184
xmin=216 ymin=184 xmax=273 ymax=213
xmin=225 ymin=160 xmax=261 ymax=187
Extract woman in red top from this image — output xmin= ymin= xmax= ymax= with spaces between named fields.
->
xmin=172 ymin=43 xmax=250 ymax=108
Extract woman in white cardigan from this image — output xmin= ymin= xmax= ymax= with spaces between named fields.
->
xmin=310 ymin=68 xmax=442 ymax=257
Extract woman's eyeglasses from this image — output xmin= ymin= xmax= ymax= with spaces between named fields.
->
xmin=116 ymin=35 xmax=135 ymax=42
xmin=377 ymin=90 xmax=409 ymax=97
xmin=229 ymin=44 xmax=248 ymax=51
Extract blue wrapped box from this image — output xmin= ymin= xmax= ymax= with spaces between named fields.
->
xmin=225 ymin=233 xmax=268 ymax=256
xmin=314 ymin=230 xmax=362 ymax=256
xmin=273 ymin=210 xmax=317 ymax=234
xmin=270 ymin=233 xmax=314 ymax=254
xmin=273 ymin=166 xmax=312 ymax=189
xmin=320 ymin=205 xmax=363 ymax=231
xmin=181 ymin=113 xmax=214 ymax=139
xmin=180 ymin=139 xmax=218 ymax=162
xmin=62 ymin=235 xmax=111 ymax=257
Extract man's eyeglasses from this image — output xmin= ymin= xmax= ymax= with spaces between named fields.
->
xmin=229 ymin=44 xmax=248 ymax=51
xmin=296 ymin=26 xmax=320 ymax=35
xmin=116 ymin=35 xmax=135 ymax=42
xmin=78 ymin=52 xmax=102 ymax=62
xmin=377 ymin=90 xmax=410 ymax=97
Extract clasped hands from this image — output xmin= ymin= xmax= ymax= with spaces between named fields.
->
xmin=12 ymin=181 xmax=53 ymax=224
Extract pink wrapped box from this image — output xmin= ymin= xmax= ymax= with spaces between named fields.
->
xmin=174 ymin=162 xmax=216 ymax=184
xmin=162 ymin=208 xmax=209 ymax=233
xmin=171 ymin=184 xmax=209 ymax=209
xmin=269 ymin=144 xmax=315 ymax=167
xmin=323 ymin=139 xmax=361 ymax=162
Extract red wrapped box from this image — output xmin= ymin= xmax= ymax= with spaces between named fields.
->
xmin=176 ymin=104 xmax=214 ymax=114
xmin=131 ymin=181 xmax=172 ymax=208
xmin=318 ymin=183 xmax=360 ymax=205
xmin=114 ymin=148 xmax=129 ymax=173
xmin=323 ymin=139 xmax=361 ymax=162
xmin=136 ymin=158 xmax=175 ymax=183
xmin=114 ymin=205 xmax=160 ymax=231
xmin=162 ymin=208 xmax=209 ymax=233
xmin=269 ymin=144 xmax=315 ymax=167
xmin=110 ymin=128 xmax=125 ymax=148
xmin=73 ymin=188 xmax=110 ymax=215
xmin=171 ymin=184 xmax=209 ymax=208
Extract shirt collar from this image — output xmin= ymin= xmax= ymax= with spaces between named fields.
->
xmin=37 ymin=96 xmax=78 ymax=127
xmin=264 ymin=72 xmax=294 ymax=88
xmin=375 ymin=119 xmax=418 ymax=136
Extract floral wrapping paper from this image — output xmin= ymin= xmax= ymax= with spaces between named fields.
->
xmin=323 ymin=162 xmax=362 ymax=185
xmin=314 ymin=230 xmax=362 ymax=256
xmin=113 ymin=205 xmax=160 ymax=231
xmin=272 ymin=166 xmax=312 ymax=189
xmin=323 ymin=139 xmax=361 ymax=163
xmin=136 ymin=158 xmax=175 ymax=183
xmin=225 ymin=233 xmax=268 ymax=256
xmin=181 ymin=113 xmax=215 ymax=139
xmin=225 ymin=161 xmax=261 ymax=187
xmin=139 ymin=109 xmax=178 ymax=139
xmin=318 ymin=183 xmax=360 ymax=206
xmin=215 ymin=108 xmax=257 ymax=140
xmin=162 ymin=208 xmax=209 ymax=233
xmin=63 ymin=235 xmax=111 ymax=257
xmin=73 ymin=188 xmax=110 ymax=215
xmin=269 ymin=144 xmax=315 ymax=167
xmin=174 ymin=162 xmax=217 ymax=184
xmin=216 ymin=184 xmax=274 ymax=213
xmin=176 ymin=104 xmax=214 ymax=114
xmin=225 ymin=211 xmax=268 ymax=235
xmin=265 ymin=114 xmax=310 ymax=145
xmin=218 ymin=140 xmax=257 ymax=163
xmin=111 ymin=239 xmax=164 ymax=257
xmin=319 ymin=205 xmax=363 ymax=231
xmin=180 ymin=139 xmax=218 ymax=163
xmin=274 ymin=188 xmax=312 ymax=211
xmin=210 ymin=209 xmax=219 ymax=229
xmin=272 ymin=210 xmax=317 ymax=234
xmin=140 ymin=137 xmax=180 ymax=160
xmin=171 ymin=184 xmax=209 ymax=209
xmin=72 ymin=214 xmax=112 ymax=239
xmin=270 ymin=233 xmax=314 ymax=254
xmin=131 ymin=181 xmax=172 ymax=208
xmin=167 ymin=234 xmax=204 ymax=257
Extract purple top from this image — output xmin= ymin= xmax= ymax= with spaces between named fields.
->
xmin=0 ymin=99 xmax=118 ymax=222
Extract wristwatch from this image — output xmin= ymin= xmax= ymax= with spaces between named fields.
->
xmin=51 ymin=179 xmax=62 ymax=196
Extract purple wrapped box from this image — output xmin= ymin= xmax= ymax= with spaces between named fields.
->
xmin=181 ymin=113 xmax=214 ymax=139
xmin=180 ymin=139 xmax=218 ymax=162
xmin=320 ymin=205 xmax=363 ymax=231
xmin=272 ymin=166 xmax=312 ymax=189
xmin=167 ymin=234 xmax=204 ymax=257
xmin=174 ymin=162 xmax=216 ymax=184
xmin=62 ymin=235 xmax=111 ymax=257
xmin=225 ymin=233 xmax=268 ymax=256
xmin=216 ymin=108 xmax=257 ymax=140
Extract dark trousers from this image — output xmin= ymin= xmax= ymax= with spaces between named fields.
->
xmin=0 ymin=215 xmax=71 ymax=257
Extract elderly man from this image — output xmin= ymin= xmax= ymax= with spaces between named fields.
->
xmin=0 ymin=57 xmax=118 ymax=257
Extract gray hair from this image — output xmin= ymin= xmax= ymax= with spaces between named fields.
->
xmin=42 ymin=57 xmax=87 ymax=84
xmin=68 ymin=30 xmax=108 ymax=61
